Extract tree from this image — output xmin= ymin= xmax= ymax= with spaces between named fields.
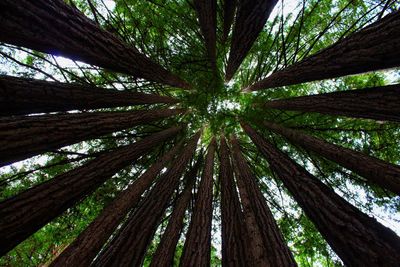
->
xmin=222 ymin=0 xmax=237 ymax=43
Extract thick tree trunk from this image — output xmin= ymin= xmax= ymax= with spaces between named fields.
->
xmin=222 ymin=0 xmax=237 ymax=43
xmin=241 ymin=122 xmax=400 ymax=266
xmin=0 ymin=126 xmax=181 ymax=256
xmin=263 ymin=121 xmax=400 ymax=195
xmin=225 ymin=0 xmax=278 ymax=81
xmin=0 ymin=0 xmax=190 ymax=89
xmin=219 ymin=135 xmax=251 ymax=266
xmin=179 ymin=138 xmax=216 ymax=267
xmin=0 ymin=108 xmax=184 ymax=166
xmin=93 ymin=132 xmax=200 ymax=267
xmin=0 ymin=75 xmax=178 ymax=116
xmin=247 ymin=11 xmax=400 ymax=91
xmin=230 ymin=135 xmax=296 ymax=267
xmin=264 ymin=84 xmax=400 ymax=123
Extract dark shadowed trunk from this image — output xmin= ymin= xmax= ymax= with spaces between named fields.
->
xmin=222 ymin=0 xmax=237 ymax=43
xmin=242 ymin=122 xmax=400 ymax=266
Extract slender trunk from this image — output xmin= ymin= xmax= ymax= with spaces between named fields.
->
xmin=0 ymin=108 xmax=184 ymax=166
xmin=222 ymin=0 xmax=237 ymax=43
xmin=230 ymin=135 xmax=296 ymax=267
xmin=0 ymin=0 xmax=189 ymax=89
xmin=241 ymin=122 xmax=400 ymax=266
xmin=179 ymin=138 xmax=216 ymax=267
xmin=225 ymin=0 xmax=278 ymax=81
xmin=0 ymin=75 xmax=178 ymax=116
xmin=0 ymin=126 xmax=182 ymax=256
xmin=263 ymin=121 xmax=400 ymax=195
xmin=264 ymin=84 xmax=400 ymax=123
xmin=247 ymin=11 xmax=400 ymax=91
xmin=93 ymin=132 xmax=200 ymax=267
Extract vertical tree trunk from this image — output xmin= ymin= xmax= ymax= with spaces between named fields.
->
xmin=0 ymin=108 xmax=184 ymax=166
xmin=0 ymin=75 xmax=178 ymax=116
xmin=247 ymin=11 xmax=400 ymax=91
xmin=230 ymin=135 xmax=296 ymax=267
xmin=222 ymin=0 xmax=237 ymax=43
xmin=93 ymin=132 xmax=200 ymax=267
xmin=0 ymin=126 xmax=182 ymax=256
xmin=179 ymin=138 xmax=216 ymax=267
xmin=0 ymin=0 xmax=190 ymax=89
xmin=241 ymin=122 xmax=400 ymax=266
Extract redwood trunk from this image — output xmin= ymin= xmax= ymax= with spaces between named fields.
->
xmin=247 ymin=11 xmax=400 ymax=91
xmin=242 ymin=122 xmax=400 ymax=266
xmin=0 ymin=126 xmax=181 ymax=256
xmin=222 ymin=0 xmax=237 ymax=42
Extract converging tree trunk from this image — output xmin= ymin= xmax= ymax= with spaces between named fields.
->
xmin=222 ymin=0 xmax=237 ymax=42
xmin=242 ymin=122 xmax=400 ymax=266
xmin=0 ymin=126 xmax=182 ymax=256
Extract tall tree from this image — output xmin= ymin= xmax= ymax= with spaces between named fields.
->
xmin=0 ymin=126 xmax=182 ymax=256
xmin=222 ymin=0 xmax=237 ymax=43
xmin=242 ymin=122 xmax=400 ymax=266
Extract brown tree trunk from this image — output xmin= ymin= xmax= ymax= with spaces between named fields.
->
xmin=0 ymin=0 xmax=190 ymax=89
xmin=0 ymin=108 xmax=184 ymax=166
xmin=93 ymin=132 xmax=200 ymax=267
xmin=241 ymin=122 xmax=400 ymax=266
xmin=263 ymin=121 xmax=400 ymax=195
xmin=225 ymin=0 xmax=278 ymax=81
xmin=230 ymin=135 xmax=296 ymax=267
xmin=247 ymin=11 xmax=400 ymax=91
xmin=219 ymin=135 xmax=251 ymax=266
xmin=0 ymin=126 xmax=182 ymax=256
xmin=264 ymin=84 xmax=400 ymax=123
xmin=0 ymin=75 xmax=178 ymax=116
xmin=179 ymin=138 xmax=216 ymax=267
xmin=222 ymin=0 xmax=237 ymax=43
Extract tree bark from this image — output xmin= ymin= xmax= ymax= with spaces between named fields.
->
xmin=225 ymin=0 xmax=278 ymax=81
xmin=263 ymin=121 xmax=400 ymax=195
xmin=93 ymin=132 xmax=200 ymax=267
xmin=247 ymin=11 xmax=400 ymax=91
xmin=0 ymin=0 xmax=190 ymax=89
xmin=230 ymin=135 xmax=296 ymax=267
xmin=264 ymin=84 xmax=400 ymax=123
xmin=0 ymin=108 xmax=184 ymax=166
xmin=222 ymin=0 xmax=237 ymax=43
xmin=0 ymin=75 xmax=178 ymax=116
xmin=179 ymin=138 xmax=216 ymax=267
xmin=241 ymin=121 xmax=400 ymax=266
xmin=0 ymin=126 xmax=182 ymax=256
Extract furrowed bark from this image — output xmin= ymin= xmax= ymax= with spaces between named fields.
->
xmin=0 ymin=108 xmax=184 ymax=166
xmin=0 ymin=126 xmax=182 ymax=256
xmin=247 ymin=11 xmax=400 ymax=91
xmin=180 ymin=138 xmax=216 ymax=267
xmin=222 ymin=0 xmax=237 ymax=43
xmin=225 ymin=0 xmax=278 ymax=81
xmin=0 ymin=0 xmax=190 ymax=88
xmin=242 ymin=122 xmax=400 ymax=266
xmin=0 ymin=75 xmax=178 ymax=116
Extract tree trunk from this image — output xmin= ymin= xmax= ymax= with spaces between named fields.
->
xmin=264 ymin=84 xmax=400 ymax=123
xmin=0 ymin=0 xmax=190 ymax=89
xmin=241 ymin=122 xmax=400 ymax=266
xmin=263 ymin=121 xmax=400 ymax=195
xmin=179 ymin=138 xmax=216 ymax=267
xmin=0 ymin=108 xmax=184 ymax=166
xmin=0 ymin=75 xmax=178 ymax=116
xmin=230 ymin=135 xmax=296 ymax=267
xmin=225 ymin=0 xmax=278 ymax=81
xmin=0 ymin=126 xmax=182 ymax=256
xmin=247 ymin=11 xmax=400 ymax=91
xmin=222 ymin=0 xmax=237 ymax=43
xmin=219 ymin=135 xmax=251 ymax=267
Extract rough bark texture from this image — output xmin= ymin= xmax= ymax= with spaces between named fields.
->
xmin=93 ymin=132 xmax=200 ymax=267
xmin=230 ymin=135 xmax=296 ymax=267
xmin=225 ymin=0 xmax=278 ymax=81
xmin=242 ymin=122 xmax=400 ymax=266
xmin=0 ymin=126 xmax=182 ymax=256
xmin=263 ymin=121 xmax=400 ymax=195
xmin=0 ymin=0 xmax=190 ymax=88
xmin=222 ymin=0 xmax=237 ymax=43
xmin=0 ymin=75 xmax=178 ymax=116
xmin=247 ymin=11 xmax=400 ymax=90
xmin=0 ymin=108 xmax=184 ymax=166
xmin=264 ymin=84 xmax=400 ymax=123
xmin=219 ymin=135 xmax=251 ymax=267
xmin=179 ymin=138 xmax=216 ymax=267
